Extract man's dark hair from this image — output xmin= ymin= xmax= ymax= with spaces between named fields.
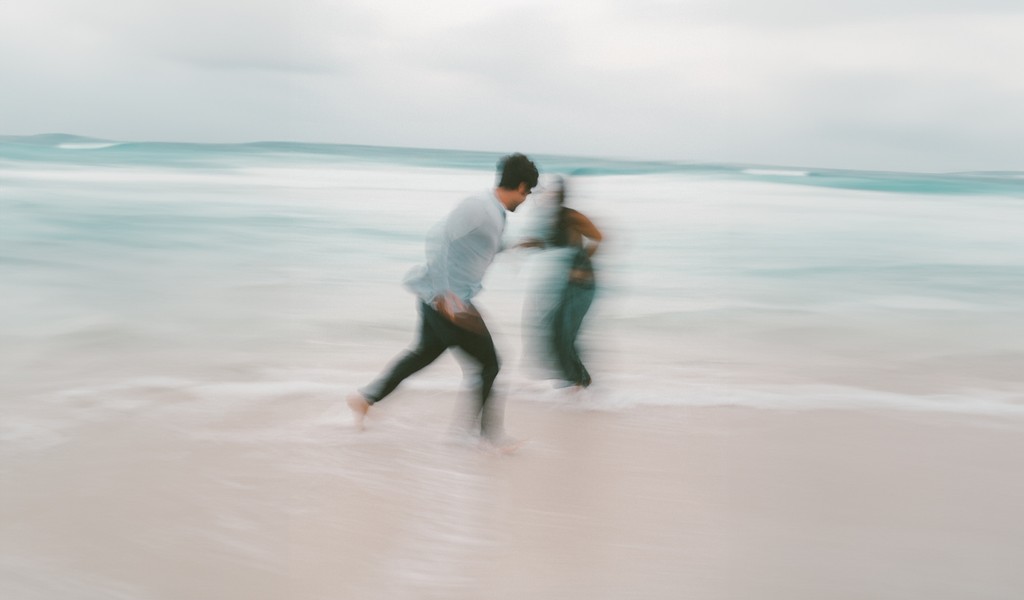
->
xmin=496 ymin=153 xmax=539 ymax=190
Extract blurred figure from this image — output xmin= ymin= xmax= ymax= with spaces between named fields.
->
xmin=521 ymin=176 xmax=602 ymax=390
xmin=347 ymin=153 xmax=539 ymax=448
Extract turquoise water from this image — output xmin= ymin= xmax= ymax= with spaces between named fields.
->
xmin=2 ymin=134 xmax=1024 ymax=422
xmin=5 ymin=133 xmax=1023 ymax=194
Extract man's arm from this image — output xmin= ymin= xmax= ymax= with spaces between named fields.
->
xmin=430 ymin=198 xmax=488 ymax=325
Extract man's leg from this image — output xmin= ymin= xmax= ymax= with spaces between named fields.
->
xmin=349 ymin=302 xmax=450 ymax=428
xmin=451 ymin=320 xmax=502 ymax=441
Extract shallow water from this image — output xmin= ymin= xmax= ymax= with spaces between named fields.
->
xmin=2 ymin=135 xmax=1024 ymax=428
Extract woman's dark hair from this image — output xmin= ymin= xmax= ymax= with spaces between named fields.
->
xmin=553 ymin=175 xmax=566 ymax=206
xmin=549 ymin=175 xmax=571 ymax=247
xmin=497 ymin=153 xmax=539 ymax=190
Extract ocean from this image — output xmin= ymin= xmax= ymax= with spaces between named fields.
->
xmin=2 ymin=132 xmax=1024 ymax=443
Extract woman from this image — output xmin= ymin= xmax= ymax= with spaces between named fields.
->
xmin=524 ymin=176 xmax=603 ymax=389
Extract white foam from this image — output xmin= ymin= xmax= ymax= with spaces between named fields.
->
xmin=548 ymin=375 xmax=1024 ymax=418
xmin=191 ymin=380 xmax=338 ymax=399
xmin=743 ymin=168 xmax=810 ymax=177
xmin=866 ymin=295 xmax=982 ymax=311
xmin=0 ymin=418 xmax=68 ymax=451
xmin=0 ymin=166 xmax=243 ymax=185
xmin=57 ymin=142 xmax=121 ymax=150
xmin=59 ymin=376 xmax=197 ymax=397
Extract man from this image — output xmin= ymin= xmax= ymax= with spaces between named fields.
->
xmin=347 ymin=153 xmax=539 ymax=448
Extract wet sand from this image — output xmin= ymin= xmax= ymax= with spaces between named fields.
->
xmin=3 ymin=391 xmax=1024 ymax=600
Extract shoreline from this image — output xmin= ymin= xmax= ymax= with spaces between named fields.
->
xmin=3 ymin=394 xmax=1024 ymax=599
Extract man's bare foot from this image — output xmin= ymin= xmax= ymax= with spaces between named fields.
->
xmin=347 ymin=393 xmax=370 ymax=431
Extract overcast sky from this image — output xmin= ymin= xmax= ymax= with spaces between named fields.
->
xmin=2 ymin=0 xmax=1022 ymax=172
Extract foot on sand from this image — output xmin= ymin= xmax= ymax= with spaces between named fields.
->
xmin=346 ymin=393 xmax=370 ymax=431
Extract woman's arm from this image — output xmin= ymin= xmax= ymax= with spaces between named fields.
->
xmin=567 ymin=209 xmax=603 ymax=256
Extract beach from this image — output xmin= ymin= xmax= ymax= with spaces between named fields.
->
xmin=2 ymin=137 xmax=1024 ymax=598
xmin=3 ymin=390 xmax=1024 ymax=600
